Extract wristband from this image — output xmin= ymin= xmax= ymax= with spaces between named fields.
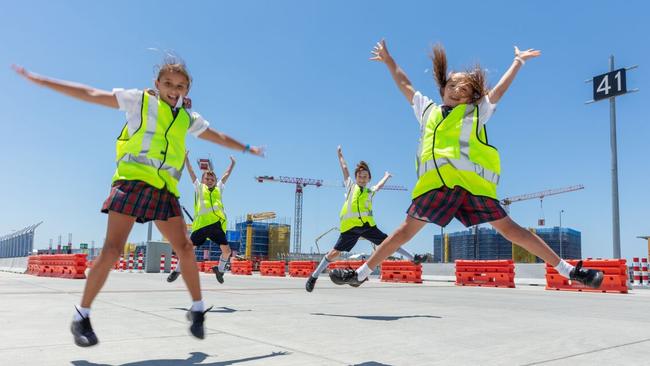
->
xmin=243 ymin=144 xmax=250 ymax=153
xmin=514 ymin=56 xmax=525 ymax=65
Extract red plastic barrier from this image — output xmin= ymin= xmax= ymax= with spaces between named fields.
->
xmin=288 ymin=261 xmax=317 ymax=277
xmin=455 ymin=260 xmax=515 ymax=288
xmin=381 ymin=260 xmax=422 ymax=283
xmin=259 ymin=261 xmax=285 ymax=277
xmin=545 ymin=259 xmax=628 ymax=294
xmin=231 ymin=260 xmax=253 ymax=275
xmin=327 ymin=260 xmax=365 ymax=270
xmin=27 ymin=254 xmax=87 ymax=279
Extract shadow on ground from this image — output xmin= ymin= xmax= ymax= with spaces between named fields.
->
xmin=71 ymin=351 xmax=289 ymax=366
xmin=311 ymin=312 xmax=441 ymax=321
xmin=171 ymin=307 xmax=252 ymax=313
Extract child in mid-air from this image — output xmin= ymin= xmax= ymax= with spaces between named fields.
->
xmin=329 ymin=40 xmax=603 ymax=289
xmin=167 ymin=152 xmax=234 ymax=284
xmin=305 ymin=145 xmax=427 ymax=292
xmin=13 ymin=57 xmax=264 ymax=347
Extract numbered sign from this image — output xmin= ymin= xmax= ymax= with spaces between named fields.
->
xmin=593 ymin=68 xmax=627 ymax=101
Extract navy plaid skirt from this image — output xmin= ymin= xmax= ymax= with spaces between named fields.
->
xmin=101 ymin=180 xmax=182 ymax=223
xmin=407 ymin=186 xmax=507 ymax=227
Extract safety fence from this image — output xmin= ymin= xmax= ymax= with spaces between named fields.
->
xmin=26 ymin=254 xmax=87 ymax=279
xmin=546 ymin=259 xmax=628 ymax=294
xmin=455 ymin=260 xmax=516 ymax=288
xmin=288 ymin=261 xmax=317 ymax=277
xmin=380 ymin=260 xmax=422 ymax=283
xmin=260 ymin=261 xmax=285 ymax=277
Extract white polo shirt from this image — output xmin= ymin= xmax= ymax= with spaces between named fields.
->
xmin=113 ymin=88 xmax=210 ymax=137
xmin=412 ymin=91 xmax=497 ymax=129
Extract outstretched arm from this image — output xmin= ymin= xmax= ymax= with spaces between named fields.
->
xmin=12 ymin=65 xmax=119 ymax=108
xmin=198 ymin=128 xmax=265 ymax=157
xmin=372 ymin=171 xmax=392 ymax=192
xmin=370 ymin=39 xmax=416 ymax=104
xmin=184 ymin=151 xmax=198 ymax=183
xmin=487 ymin=46 xmax=541 ymax=104
xmin=220 ymin=156 xmax=236 ymax=184
xmin=337 ymin=145 xmax=350 ymax=183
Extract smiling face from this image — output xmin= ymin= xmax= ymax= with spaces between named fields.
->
xmin=202 ymin=171 xmax=217 ymax=188
xmin=355 ymin=169 xmax=370 ymax=188
xmin=155 ymin=71 xmax=190 ymax=108
xmin=442 ymin=73 xmax=474 ymax=107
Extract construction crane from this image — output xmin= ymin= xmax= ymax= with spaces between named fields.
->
xmin=255 ymin=175 xmax=407 ymax=253
xmin=244 ymin=211 xmax=277 ymax=259
xmin=500 ymin=184 xmax=584 ymax=225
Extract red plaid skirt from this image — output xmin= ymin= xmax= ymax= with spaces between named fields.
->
xmin=101 ymin=180 xmax=182 ymax=223
xmin=407 ymin=186 xmax=507 ymax=227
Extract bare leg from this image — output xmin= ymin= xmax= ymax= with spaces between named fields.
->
xmin=80 ymin=211 xmax=136 ymax=308
xmin=325 ymin=249 xmax=341 ymax=261
xmin=365 ymin=216 xmax=427 ymax=269
xmin=156 ymin=216 xmax=201 ymax=301
xmin=490 ymin=216 xmax=561 ymax=266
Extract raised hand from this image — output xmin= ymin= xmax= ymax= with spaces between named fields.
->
xmin=370 ymin=39 xmax=391 ymax=63
xmin=248 ymin=146 xmax=265 ymax=157
xmin=514 ymin=46 xmax=541 ymax=61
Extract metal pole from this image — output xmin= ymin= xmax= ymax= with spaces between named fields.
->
xmin=147 ymin=222 xmax=153 ymax=242
xmin=559 ymin=210 xmax=564 ymax=258
xmin=609 ymin=55 xmax=622 ymax=258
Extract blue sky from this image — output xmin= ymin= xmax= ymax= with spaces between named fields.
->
xmin=2 ymin=0 xmax=648 ymax=259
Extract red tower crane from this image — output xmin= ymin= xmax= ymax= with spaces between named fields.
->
xmin=255 ymin=175 xmax=407 ymax=253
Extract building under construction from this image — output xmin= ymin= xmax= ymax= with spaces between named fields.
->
xmin=433 ymin=226 xmax=581 ymax=263
xmin=234 ymin=218 xmax=291 ymax=261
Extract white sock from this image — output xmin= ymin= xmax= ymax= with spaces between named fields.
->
xmin=554 ymin=259 xmax=574 ymax=279
xmin=356 ymin=263 xmax=373 ymax=281
xmin=190 ymin=300 xmax=205 ymax=312
xmin=73 ymin=306 xmax=91 ymax=321
xmin=174 ymin=261 xmax=182 ymax=273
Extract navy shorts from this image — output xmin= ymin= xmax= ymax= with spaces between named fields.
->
xmin=190 ymin=222 xmax=228 ymax=246
xmin=333 ymin=223 xmax=388 ymax=252
xmin=407 ymin=186 xmax=507 ymax=227
xmin=101 ymin=180 xmax=182 ymax=223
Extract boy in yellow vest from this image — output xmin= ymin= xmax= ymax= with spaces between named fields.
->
xmin=330 ymin=40 xmax=603 ymax=289
xmin=306 ymin=146 xmax=427 ymax=292
xmin=167 ymin=153 xmax=234 ymax=284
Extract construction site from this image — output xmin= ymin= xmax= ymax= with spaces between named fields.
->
xmin=3 ymin=2 xmax=649 ymax=364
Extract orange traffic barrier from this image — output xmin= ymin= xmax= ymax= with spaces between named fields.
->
xmin=381 ymin=260 xmax=422 ymax=283
xmin=260 ymin=261 xmax=286 ymax=277
xmin=203 ymin=261 xmax=220 ymax=273
xmin=27 ymin=254 xmax=87 ymax=279
xmin=455 ymin=259 xmax=515 ymax=288
xmin=545 ymin=259 xmax=628 ymax=294
xmin=288 ymin=261 xmax=317 ymax=277
xmin=328 ymin=260 xmax=365 ymax=270
xmin=231 ymin=259 xmax=253 ymax=275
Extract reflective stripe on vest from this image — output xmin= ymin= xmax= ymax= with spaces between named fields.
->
xmin=113 ymin=91 xmax=189 ymax=197
xmin=117 ymin=154 xmax=182 ymax=180
xmin=339 ymin=183 xmax=375 ymax=232
xmin=413 ymin=102 xmax=500 ymax=199
xmin=193 ymin=183 xmax=226 ymax=232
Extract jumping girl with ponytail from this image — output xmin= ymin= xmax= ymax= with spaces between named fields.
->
xmin=329 ymin=40 xmax=604 ymax=290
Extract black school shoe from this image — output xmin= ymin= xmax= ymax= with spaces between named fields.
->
xmin=329 ymin=268 xmax=367 ymax=287
xmin=305 ymin=276 xmax=317 ymax=292
xmin=569 ymin=260 xmax=604 ymax=288
xmin=186 ymin=306 xmax=213 ymax=339
xmin=211 ymin=266 xmax=225 ymax=284
xmin=71 ymin=312 xmax=99 ymax=347
xmin=167 ymin=271 xmax=180 ymax=283
xmin=412 ymin=254 xmax=429 ymax=265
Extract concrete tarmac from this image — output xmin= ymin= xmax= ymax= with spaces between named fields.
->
xmin=0 ymin=271 xmax=648 ymax=366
